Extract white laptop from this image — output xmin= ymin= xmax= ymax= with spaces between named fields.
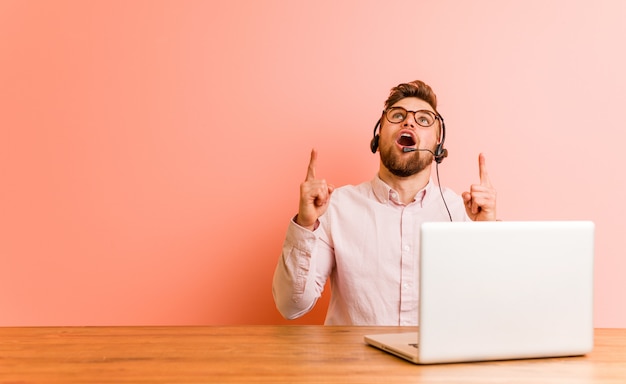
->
xmin=364 ymin=221 xmax=595 ymax=364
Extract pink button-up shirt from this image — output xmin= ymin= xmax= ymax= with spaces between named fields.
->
xmin=273 ymin=176 xmax=470 ymax=325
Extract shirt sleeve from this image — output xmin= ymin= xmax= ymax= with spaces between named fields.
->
xmin=272 ymin=217 xmax=335 ymax=320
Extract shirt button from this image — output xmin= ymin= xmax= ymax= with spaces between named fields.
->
xmin=403 ymin=245 xmax=410 ymax=251
xmin=403 ymin=283 xmax=410 ymax=289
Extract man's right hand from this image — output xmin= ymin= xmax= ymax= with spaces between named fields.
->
xmin=296 ymin=149 xmax=334 ymax=230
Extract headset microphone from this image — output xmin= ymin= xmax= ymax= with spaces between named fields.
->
xmin=402 ymin=147 xmax=448 ymax=165
xmin=402 ymin=147 xmax=440 ymax=155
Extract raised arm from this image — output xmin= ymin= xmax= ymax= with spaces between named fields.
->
xmin=273 ymin=149 xmax=336 ymax=320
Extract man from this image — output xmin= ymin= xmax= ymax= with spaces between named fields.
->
xmin=272 ymin=80 xmax=497 ymax=325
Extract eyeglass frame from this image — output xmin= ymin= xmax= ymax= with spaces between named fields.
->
xmin=383 ymin=106 xmax=442 ymax=127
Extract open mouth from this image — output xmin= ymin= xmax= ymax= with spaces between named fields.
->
xmin=396 ymin=131 xmax=416 ymax=148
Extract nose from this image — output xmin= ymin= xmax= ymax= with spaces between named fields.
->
xmin=402 ymin=111 xmax=417 ymax=128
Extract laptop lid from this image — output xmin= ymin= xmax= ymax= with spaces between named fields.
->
xmin=365 ymin=221 xmax=595 ymax=364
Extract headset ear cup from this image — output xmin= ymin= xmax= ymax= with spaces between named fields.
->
xmin=434 ymin=116 xmax=447 ymax=163
xmin=435 ymin=145 xmax=448 ymax=164
xmin=370 ymin=118 xmax=382 ymax=154
xmin=370 ymin=134 xmax=379 ymax=153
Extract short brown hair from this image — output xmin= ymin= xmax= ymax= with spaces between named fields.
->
xmin=384 ymin=80 xmax=438 ymax=112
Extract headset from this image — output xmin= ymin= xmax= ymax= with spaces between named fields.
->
xmin=369 ymin=109 xmax=452 ymax=221
xmin=369 ymin=111 xmax=448 ymax=164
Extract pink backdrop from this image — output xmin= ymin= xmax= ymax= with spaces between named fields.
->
xmin=1 ymin=0 xmax=625 ymax=326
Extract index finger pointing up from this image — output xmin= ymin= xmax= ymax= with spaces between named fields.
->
xmin=478 ymin=153 xmax=492 ymax=186
xmin=306 ymin=148 xmax=318 ymax=181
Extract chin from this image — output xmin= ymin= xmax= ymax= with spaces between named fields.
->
xmin=381 ymin=149 xmax=431 ymax=177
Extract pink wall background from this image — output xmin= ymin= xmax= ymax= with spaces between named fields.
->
xmin=1 ymin=0 xmax=625 ymax=327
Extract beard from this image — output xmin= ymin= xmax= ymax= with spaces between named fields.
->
xmin=380 ymin=145 xmax=434 ymax=177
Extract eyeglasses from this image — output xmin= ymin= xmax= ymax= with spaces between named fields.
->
xmin=384 ymin=107 xmax=439 ymax=127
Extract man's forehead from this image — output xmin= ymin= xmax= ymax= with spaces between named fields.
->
xmin=390 ymin=97 xmax=434 ymax=112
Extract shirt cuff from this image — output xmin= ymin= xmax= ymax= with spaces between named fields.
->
xmin=292 ymin=214 xmax=320 ymax=231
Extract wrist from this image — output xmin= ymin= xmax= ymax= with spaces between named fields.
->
xmin=294 ymin=214 xmax=319 ymax=231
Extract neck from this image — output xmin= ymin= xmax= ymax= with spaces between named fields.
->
xmin=378 ymin=165 xmax=432 ymax=204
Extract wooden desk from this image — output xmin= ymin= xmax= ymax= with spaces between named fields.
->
xmin=1 ymin=326 xmax=624 ymax=383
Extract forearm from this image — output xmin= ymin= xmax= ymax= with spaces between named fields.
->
xmin=272 ymin=220 xmax=333 ymax=320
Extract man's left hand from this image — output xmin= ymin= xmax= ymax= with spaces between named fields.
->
xmin=462 ymin=153 xmax=497 ymax=221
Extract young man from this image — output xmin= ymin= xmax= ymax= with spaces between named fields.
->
xmin=273 ymin=80 xmax=497 ymax=325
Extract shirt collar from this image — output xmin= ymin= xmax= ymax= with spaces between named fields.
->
xmin=371 ymin=175 xmax=432 ymax=206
